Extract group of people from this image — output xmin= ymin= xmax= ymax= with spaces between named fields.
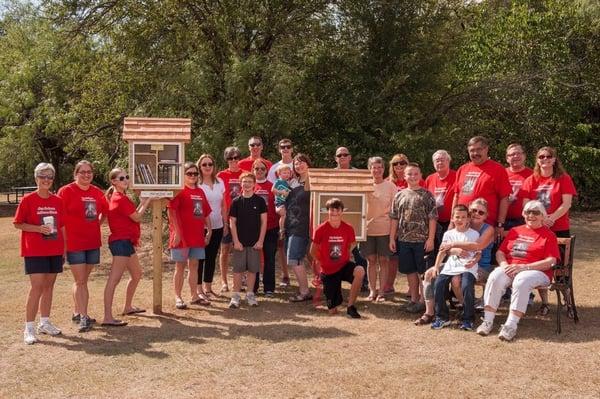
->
xmin=14 ymin=135 xmax=576 ymax=345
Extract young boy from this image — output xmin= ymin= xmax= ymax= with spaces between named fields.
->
xmin=272 ymin=163 xmax=292 ymax=240
xmin=430 ymin=204 xmax=480 ymax=330
xmin=389 ymin=163 xmax=438 ymax=313
xmin=310 ymin=198 xmax=365 ymax=318
xmin=229 ymin=172 xmax=267 ymax=308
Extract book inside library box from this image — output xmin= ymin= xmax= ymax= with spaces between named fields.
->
xmin=133 ymin=143 xmax=181 ymax=185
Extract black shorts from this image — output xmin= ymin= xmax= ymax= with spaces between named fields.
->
xmin=24 ymin=255 xmax=64 ymax=275
xmin=321 ymin=261 xmax=360 ymax=309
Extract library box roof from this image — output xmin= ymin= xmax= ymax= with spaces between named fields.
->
xmin=123 ymin=117 xmax=191 ymax=142
xmin=306 ymin=169 xmax=374 ymax=193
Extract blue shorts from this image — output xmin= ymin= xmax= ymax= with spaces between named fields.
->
xmin=170 ymin=247 xmax=206 ymax=262
xmin=109 ymin=240 xmax=136 ymax=257
xmin=24 ymin=256 xmax=64 ymax=275
xmin=285 ymin=235 xmax=310 ymax=266
xmin=67 ymin=248 xmax=100 ymax=265
xmin=397 ymin=241 xmax=426 ymax=275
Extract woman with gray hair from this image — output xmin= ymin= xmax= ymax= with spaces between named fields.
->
xmin=476 ymin=200 xmax=560 ymax=341
xmin=14 ymin=163 xmax=65 ymax=344
xmin=362 ymin=156 xmax=397 ymax=301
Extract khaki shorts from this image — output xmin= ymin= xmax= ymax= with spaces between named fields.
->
xmin=360 ymin=235 xmax=392 ymax=257
xmin=232 ymin=247 xmax=261 ymax=273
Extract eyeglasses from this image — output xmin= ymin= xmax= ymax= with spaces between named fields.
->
xmin=186 ymin=172 xmax=200 ymax=177
xmin=538 ymin=154 xmax=554 ymax=160
xmin=280 ymin=145 xmax=292 ymax=150
xmin=469 ymin=209 xmax=486 ymax=216
xmin=507 ymin=152 xmax=523 ymax=157
xmin=37 ymin=175 xmax=54 ymax=180
xmin=336 ymin=153 xmax=350 ymax=158
xmin=77 ymin=170 xmax=93 ymax=175
xmin=392 ymin=161 xmax=408 ymax=166
xmin=249 ymin=143 xmax=262 ymax=147
xmin=254 ymin=167 xmax=266 ymax=171
xmin=117 ymin=175 xmax=129 ymax=181
xmin=525 ymin=209 xmax=542 ymax=216
xmin=200 ymin=162 xmax=213 ymax=167
xmin=226 ymin=156 xmax=240 ymax=161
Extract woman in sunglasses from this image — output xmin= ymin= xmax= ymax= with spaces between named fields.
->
xmin=102 ymin=168 xmax=151 ymax=326
xmin=521 ymin=146 xmax=577 ymax=315
xmin=476 ymin=200 xmax=560 ymax=341
xmin=197 ymin=154 xmax=226 ymax=299
xmin=14 ymin=163 xmax=65 ymax=344
xmin=57 ymin=160 xmax=109 ymax=332
xmin=168 ymin=162 xmax=212 ymax=309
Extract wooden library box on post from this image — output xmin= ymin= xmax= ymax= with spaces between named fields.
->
xmin=122 ymin=117 xmax=192 ymax=197
xmin=306 ymin=169 xmax=374 ymax=241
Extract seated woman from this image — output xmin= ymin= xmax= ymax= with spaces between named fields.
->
xmin=476 ymin=200 xmax=560 ymax=341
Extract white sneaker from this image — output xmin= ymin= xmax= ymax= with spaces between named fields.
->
xmin=229 ymin=293 xmax=241 ymax=309
xmin=498 ymin=324 xmax=517 ymax=341
xmin=37 ymin=321 xmax=62 ymax=336
xmin=24 ymin=329 xmax=37 ymax=345
xmin=246 ymin=293 xmax=258 ymax=307
xmin=476 ymin=320 xmax=494 ymax=336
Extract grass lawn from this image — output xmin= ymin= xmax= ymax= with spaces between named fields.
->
xmin=1 ymin=213 xmax=599 ymax=398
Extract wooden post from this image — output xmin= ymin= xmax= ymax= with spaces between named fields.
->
xmin=152 ymin=199 xmax=164 ymax=314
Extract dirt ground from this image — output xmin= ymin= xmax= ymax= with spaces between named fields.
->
xmin=0 ymin=213 xmax=599 ymax=398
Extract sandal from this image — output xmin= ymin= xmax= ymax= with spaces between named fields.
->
xmin=122 ymin=307 xmax=146 ymax=315
xmin=191 ymin=296 xmax=211 ymax=306
xmin=367 ymin=292 xmax=377 ymax=301
xmin=537 ymin=303 xmax=550 ymax=316
xmin=414 ymin=314 xmax=434 ymax=326
xmin=376 ymin=295 xmax=386 ymax=302
xmin=220 ymin=284 xmax=230 ymax=293
xmin=289 ymin=292 xmax=313 ymax=302
xmin=175 ymin=298 xmax=187 ymax=310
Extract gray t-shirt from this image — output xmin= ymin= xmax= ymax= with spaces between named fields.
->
xmin=390 ymin=188 xmax=438 ymax=242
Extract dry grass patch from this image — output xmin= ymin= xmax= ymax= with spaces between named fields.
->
xmin=1 ymin=213 xmax=599 ymax=398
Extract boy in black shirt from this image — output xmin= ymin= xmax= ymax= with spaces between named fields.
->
xmin=229 ymin=172 xmax=267 ymax=308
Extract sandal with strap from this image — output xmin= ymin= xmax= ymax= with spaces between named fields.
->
xmin=537 ymin=303 xmax=550 ymax=316
xmin=414 ymin=314 xmax=434 ymax=326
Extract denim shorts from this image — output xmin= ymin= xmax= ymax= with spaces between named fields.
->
xmin=109 ymin=239 xmax=136 ymax=257
xmin=171 ymin=247 xmax=206 ymax=262
xmin=285 ymin=235 xmax=310 ymax=266
xmin=67 ymin=248 xmax=100 ymax=265
xmin=24 ymin=255 xmax=64 ymax=275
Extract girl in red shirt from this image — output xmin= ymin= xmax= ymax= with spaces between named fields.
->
xmin=14 ymin=163 xmax=65 ymax=345
xmin=102 ymin=168 xmax=151 ymax=327
xmin=57 ymin=160 xmax=109 ymax=332
xmin=168 ymin=162 xmax=212 ymax=309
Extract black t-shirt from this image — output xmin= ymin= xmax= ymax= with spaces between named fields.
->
xmin=229 ymin=194 xmax=267 ymax=246
xmin=284 ymin=179 xmax=311 ymax=238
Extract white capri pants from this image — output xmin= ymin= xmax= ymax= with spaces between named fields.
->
xmin=483 ymin=267 xmax=551 ymax=313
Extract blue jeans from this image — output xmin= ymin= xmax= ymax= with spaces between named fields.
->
xmin=434 ymin=272 xmax=475 ymax=322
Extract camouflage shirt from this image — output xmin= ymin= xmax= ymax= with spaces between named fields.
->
xmin=390 ymin=188 xmax=438 ymax=242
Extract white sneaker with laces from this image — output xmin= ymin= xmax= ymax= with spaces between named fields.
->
xmin=229 ymin=293 xmax=241 ymax=309
xmin=498 ymin=324 xmax=517 ymax=341
xmin=246 ymin=293 xmax=258 ymax=307
xmin=24 ymin=329 xmax=37 ymax=345
xmin=476 ymin=320 xmax=494 ymax=336
xmin=37 ymin=321 xmax=62 ymax=336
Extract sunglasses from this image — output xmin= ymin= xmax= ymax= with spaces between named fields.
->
xmin=392 ymin=161 xmax=408 ymax=166
xmin=37 ymin=175 xmax=54 ymax=180
xmin=117 ymin=175 xmax=129 ymax=181
xmin=336 ymin=153 xmax=350 ymax=158
xmin=249 ymin=143 xmax=262 ymax=147
xmin=226 ymin=156 xmax=240 ymax=161
xmin=538 ymin=155 xmax=554 ymax=160
xmin=77 ymin=170 xmax=93 ymax=175
xmin=254 ymin=167 xmax=266 ymax=171
xmin=469 ymin=209 xmax=486 ymax=216
xmin=280 ymin=145 xmax=292 ymax=150
xmin=200 ymin=162 xmax=213 ymax=167
xmin=525 ymin=209 xmax=542 ymax=216
xmin=186 ymin=172 xmax=199 ymax=177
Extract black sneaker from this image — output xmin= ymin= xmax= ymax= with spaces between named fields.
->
xmin=78 ymin=316 xmax=93 ymax=333
xmin=347 ymin=305 xmax=361 ymax=319
xmin=72 ymin=314 xmax=96 ymax=324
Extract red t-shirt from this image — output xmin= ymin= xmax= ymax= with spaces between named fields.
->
xmin=425 ymin=170 xmax=456 ymax=223
xmin=238 ymin=156 xmax=272 ymax=173
xmin=454 ymin=159 xmax=512 ymax=225
xmin=107 ymin=191 xmax=140 ymax=246
xmin=521 ymin=173 xmax=577 ymax=232
xmin=57 ymin=182 xmax=109 ymax=251
xmin=505 ymin=167 xmax=533 ymax=220
xmin=13 ymin=192 xmax=65 ymax=257
xmin=168 ymin=186 xmax=212 ymax=249
xmin=499 ymin=225 xmax=560 ymax=280
xmin=393 ymin=178 xmax=426 ymax=191
xmin=312 ymin=220 xmax=356 ymax=275
xmin=216 ymin=169 xmax=244 ymax=212
xmin=254 ymin=180 xmax=278 ymax=230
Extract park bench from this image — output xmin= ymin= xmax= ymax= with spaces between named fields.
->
xmin=6 ymin=186 xmax=36 ymax=204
